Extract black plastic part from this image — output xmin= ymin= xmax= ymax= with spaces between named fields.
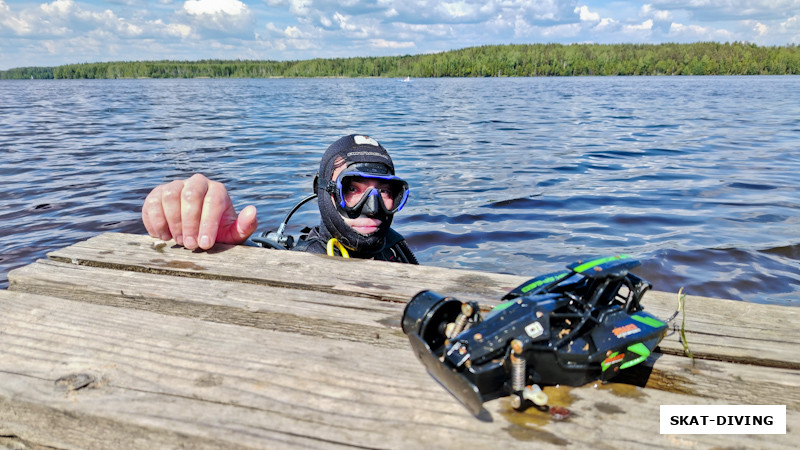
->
xmin=402 ymin=291 xmax=462 ymax=353
xmin=407 ymin=333 xmax=484 ymax=417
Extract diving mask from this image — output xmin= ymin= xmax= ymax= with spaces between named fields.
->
xmin=324 ymin=163 xmax=409 ymax=217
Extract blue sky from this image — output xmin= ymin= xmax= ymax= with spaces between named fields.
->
xmin=1 ymin=0 xmax=799 ymax=70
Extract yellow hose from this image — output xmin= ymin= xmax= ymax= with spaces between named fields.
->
xmin=326 ymin=238 xmax=350 ymax=258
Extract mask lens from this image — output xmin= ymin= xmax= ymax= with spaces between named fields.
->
xmin=338 ymin=173 xmax=408 ymax=214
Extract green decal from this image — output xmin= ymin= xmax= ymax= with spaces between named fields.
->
xmin=631 ymin=314 xmax=666 ymax=328
xmin=573 ymin=254 xmax=632 ymax=273
xmin=521 ymin=272 xmax=567 ymax=293
xmin=620 ymin=342 xmax=650 ymax=370
xmin=490 ymin=300 xmax=516 ymax=314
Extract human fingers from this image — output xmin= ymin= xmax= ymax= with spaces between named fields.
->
xmin=221 ymin=205 xmax=258 ymax=245
xmin=195 ymin=179 xmax=236 ymax=249
xmin=142 ymin=185 xmax=171 ymax=241
xmin=160 ymin=179 xmax=187 ymax=246
xmin=204 ymin=204 xmax=258 ymax=248
xmin=179 ymin=174 xmax=212 ymax=250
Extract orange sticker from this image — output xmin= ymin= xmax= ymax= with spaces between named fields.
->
xmin=612 ymin=323 xmax=641 ymax=339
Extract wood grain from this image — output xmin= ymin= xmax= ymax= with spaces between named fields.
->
xmin=2 ymin=233 xmax=798 ymax=448
xmin=31 ymin=232 xmax=800 ymax=368
xmin=3 ymin=291 xmax=796 ymax=449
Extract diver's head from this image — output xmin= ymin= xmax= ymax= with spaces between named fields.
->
xmin=315 ymin=135 xmax=409 ymax=253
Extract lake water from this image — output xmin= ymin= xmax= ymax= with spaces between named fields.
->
xmin=1 ymin=76 xmax=798 ymax=306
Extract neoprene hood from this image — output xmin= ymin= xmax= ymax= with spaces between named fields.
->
xmin=315 ymin=135 xmax=398 ymax=253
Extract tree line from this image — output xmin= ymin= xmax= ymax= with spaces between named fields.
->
xmin=2 ymin=42 xmax=799 ymax=80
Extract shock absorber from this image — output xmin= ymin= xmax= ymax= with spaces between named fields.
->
xmin=446 ymin=302 xmax=474 ymax=338
xmin=509 ymin=339 xmax=528 ymax=410
xmin=509 ymin=339 xmax=526 ymax=391
xmin=508 ymin=339 xmax=549 ymax=409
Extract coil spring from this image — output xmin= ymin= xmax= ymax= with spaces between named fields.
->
xmin=511 ymin=354 xmax=526 ymax=391
xmin=449 ymin=314 xmax=469 ymax=338
xmin=447 ymin=303 xmax=474 ymax=338
xmin=510 ymin=339 xmax=526 ymax=391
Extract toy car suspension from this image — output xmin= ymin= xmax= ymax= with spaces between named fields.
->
xmin=402 ymin=255 xmax=668 ymax=416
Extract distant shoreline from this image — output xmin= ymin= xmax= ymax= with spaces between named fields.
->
xmin=2 ymin=42 xmax=799 ymax=79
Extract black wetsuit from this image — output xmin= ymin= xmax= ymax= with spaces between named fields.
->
xmin=292 ymin=226 xmax=418 ymax=264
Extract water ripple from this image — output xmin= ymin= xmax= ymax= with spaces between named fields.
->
xmin=1 ymin=76 xmax=799 ymax=306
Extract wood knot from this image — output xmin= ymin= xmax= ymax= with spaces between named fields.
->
xmin=194 ymin=374 xmax=223 ymax=387
xmin=55 ymin=373 xmax=96 ymax=392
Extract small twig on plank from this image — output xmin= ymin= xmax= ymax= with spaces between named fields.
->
xmin=677 ymin=287 xmax=695 ymax=366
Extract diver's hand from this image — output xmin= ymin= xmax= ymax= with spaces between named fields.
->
xmin=142 ymin=174 xmax=258 ymax=250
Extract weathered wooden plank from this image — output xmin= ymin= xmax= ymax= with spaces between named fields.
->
xmin=642 ymin=353 xmax=800 ymax=407
xmin=44 ymin=232 xmax=523 ymax=303
xmin=0 ymin=291 xmax=498 ymax=449
xmin=647 ymin=299 xmax=800 ymax=369
xmin=34 ymin=232 xmax=800 ymax=369
xmin=2 ymin=290 xmax=796 ymax=449
xmin=8 ymin=258 xmax=406 ymax=348
xmin=8 ymin=258 xmax=800 ymax=410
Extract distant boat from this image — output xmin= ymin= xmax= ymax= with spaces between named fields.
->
xmin=401 ymin=76 xmax=411 ymax=82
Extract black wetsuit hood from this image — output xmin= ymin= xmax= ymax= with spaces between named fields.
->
xmin=315 ymin=135 xmax=397 ymax=254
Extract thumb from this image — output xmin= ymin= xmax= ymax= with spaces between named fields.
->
xmin=229 ymin=205 xmax=258 ymax=243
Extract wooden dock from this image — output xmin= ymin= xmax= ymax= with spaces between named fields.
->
xmin=1 ymin=232 xmax=796 ymax=449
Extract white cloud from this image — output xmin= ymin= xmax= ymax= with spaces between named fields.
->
xmin=625 ymin=19 xmax=653 ymax=33
xmin=284 ymin=25 xmax=304 ymax=38
xmin=292 ymin=0 xmax=571 ymax=27
xmin=369 ymin=38 xmax=415 ymax=49
xmin=3 ymin=0 xmax=800 ymax=70
xmin=266 ymin=0 xmax=313 ymax=17
xmin=393 ymin=22 xmax=452 ymax=38
xmin=641 ymin=4 xmax=672 ymax=22
xmin=438 ymin=1 xmax=480 ymax=19
xmin=332 ymin=12 xmax=352 ymax=30
xmin=183 ymin=0 xmax=248 ymax=16
xmin=595 ymin=17 xmax=618 ymax=31
xmin=39 ymin=0 xmax=74 ymax=16
xmin=332 ymin=12 xmax=378 ymax=38
xmin=165 ymin=22 xmax=193 ymax=38
xmin=669 ymin=21 xmax=734 ymax=41
xmin=650 ymin=0 xmax=800 ymax=21
xmin=574 ymin=4 xmax=625 ymax=35
xmin=575 ymin=5 xmax=600 ymax=22
xmin=179 ymin=0 xmax=254 ymax=37
xmin=0 ymin=0 xmax=33 ymax=35
xmin=539 ymin=22 xmax=581 ymax=39
xmin=471 ymin=0 xmax=581 ymax=39
xmin=670 ymin=22 xmax=706 ymax=35
xmin=780 ymin=14 xmax=800 ymax=41
xmin=290 ymin=0 xmax=313 ymax=16
xmin=264 ymin=20 xmax=319 ymax=51
xmin=0 ymin=0 xmax=146 ymax=38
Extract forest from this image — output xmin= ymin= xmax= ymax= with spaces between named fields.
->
xmin=2 ymin=42 xmax=799 ymax=79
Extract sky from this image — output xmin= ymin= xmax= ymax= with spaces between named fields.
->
xmin=1 ymin=0 xmax=799 ymax=70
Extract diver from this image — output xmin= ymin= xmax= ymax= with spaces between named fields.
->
xmin=141 ymin=134 xmax=417 ymax=264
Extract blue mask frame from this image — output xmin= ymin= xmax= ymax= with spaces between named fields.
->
xmin=325 ymin=171 xmax=410 ymax=216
